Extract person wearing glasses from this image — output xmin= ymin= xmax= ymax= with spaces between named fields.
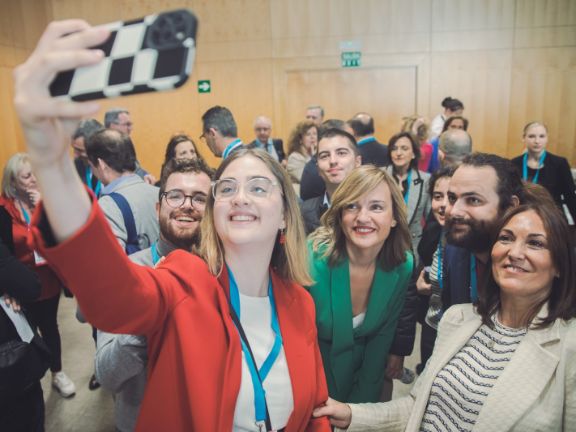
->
xmin=95 ymin=158 xmax=213 ymax=432
xmin=13 ymin=20 xmax=330 ymax=431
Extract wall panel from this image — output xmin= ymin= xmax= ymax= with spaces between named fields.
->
xmin=0 ymin=0 xmax=575 ymax=176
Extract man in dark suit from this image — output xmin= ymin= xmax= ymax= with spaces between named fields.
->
xmin=245 ymin=116 xmax=286 ymax=165
xmin=348 ymin=112 xmax=389 ymax=167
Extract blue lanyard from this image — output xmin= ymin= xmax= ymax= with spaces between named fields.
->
xmin=522 ymin=151 xmax=546 ymax=184
xmin=357 ymin=137 xmax=376 ymax=146
xmin=150 ymin=242 xmax=161 ymax=265
xmin=222 ymin=139 xmax=243 ymax=159
xmin=470 ymin=255 xmax=478 ymax=302
xmin=227 ymin=266 xmax=283 ymax=425
xmin=18 ymin=201 xmax=31 ymax=225
xmin=436 ymin=241 xmax=443 ymax=290
xmin=85 ymin=166 xmax=102 ymax=196
xmin=403 ymin=170 xmax=412 ymax=204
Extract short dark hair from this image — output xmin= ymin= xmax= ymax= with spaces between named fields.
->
xmin=159 ymin=158 xmax=214 ymax=199
xmin=201 ymin=106 xmax=237 ymax=138
xmin=348 ymin=113 xmax=374 ymax=136
xmin=319 ymin=119 xmax=346 ymax=136
xmin=477 ymin=202 xmax=576 ymax=328
xmin=427 ymin=165 xmax=456 ymax=196
xmin=163 ymin=134 xmax=203 ymax=165
xmin=103 ymin=108 xmax=129 ymax=128
xmin=317 ymin=128 xmax=359 ymax=157
xmin=460 ymin=153 xmax=525 ymax=212
xmin=85 ymin=129 xmax=136 ymax=173
xmin=388 ymin=132 xmax=420 ymax=170
xmin=442 ymin=115 xmax=469 ymax=132
xmin=441 ymin=97 xmax=464 ymax=112
xmin=73 ymin=118 xmax=104 ymax=141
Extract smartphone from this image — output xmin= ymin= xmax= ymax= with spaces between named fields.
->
xmin=49 ymin=9 xmax=197 ymax=101
xmin=423 ymin=266 xmax=431 ymax=284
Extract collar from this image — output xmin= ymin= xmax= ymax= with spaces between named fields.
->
xmin=157 ymin=237 xmax=179 ymax=257
xmin=322 ymin=192 xmax=331 ymax=208
xmin=101 ymin=173 xmax=141 ymax=195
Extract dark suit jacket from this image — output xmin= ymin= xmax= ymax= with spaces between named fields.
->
xmin=300 ymin=196 xmax=328 ymax=235
xmin=246 ymin=138 xmax=286 ymax=162
xmin=358 ymin=139 xmax=389 ymax=167
xmin=442 ymin=244 xmax=472 ymax=310
xmin=300 ymin=157 xmax=325 ymax=200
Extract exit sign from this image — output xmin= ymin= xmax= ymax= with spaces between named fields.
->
xmin=341 ymin=51 xmax=361 ymax=68
xmin=198 ymin=80 xmax=211 ymax=93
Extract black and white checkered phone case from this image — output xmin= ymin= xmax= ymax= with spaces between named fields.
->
xmin=50 ymin=9 xmax=197 ymax=101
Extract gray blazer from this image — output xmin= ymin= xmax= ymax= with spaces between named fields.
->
xmin=343 ymin=304 xmax=576 ymax=432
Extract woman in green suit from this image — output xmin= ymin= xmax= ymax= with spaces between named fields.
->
xmin=307 ymin=165 xmax=414 ymax=403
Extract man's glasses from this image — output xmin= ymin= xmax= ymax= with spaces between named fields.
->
xmin=161 ymin=189 xmax=207 ymax=209
xmin=212 ymin=177 xmax=280 ymax=201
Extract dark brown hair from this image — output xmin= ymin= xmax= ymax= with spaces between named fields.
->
xmin=477 ymin=202 xmax=576 ymax=328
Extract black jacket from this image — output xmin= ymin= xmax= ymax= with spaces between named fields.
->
xmin=246 ymin=139 xmax=286 ymax=163
xmin=300 ymin=196 xmax=328 ymax=235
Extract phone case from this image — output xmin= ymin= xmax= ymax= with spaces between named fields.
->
xmin=49 ymin=9 xmax=197 ymax=101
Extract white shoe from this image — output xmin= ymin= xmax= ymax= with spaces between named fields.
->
xmin=52 ymin=371 xmax=76 ymax=398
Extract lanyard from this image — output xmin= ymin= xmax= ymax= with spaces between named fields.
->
xmin=150 ymin=242 xmax=161 ymax=265
xmin=18 ymin=201 xmax=31 ymax=225
xmin=522 ymin=151 xmax=546 ymax=184
xmin=436 ymin=241 xmax=443 ymax=290
xmin=357 ymin=136 xmax=376 ymax=146
xmin=227 ymin=266 xmax=283 ymax=429
xmin=222 ymin=139 xmax=243 ymax=159
xmin=470 ymin=255 xmax=478 ymax=302
xmin=402 ymin=170 xmax=412 ymax=204
xmin=85 ymin=166 xmax=102 ymax=196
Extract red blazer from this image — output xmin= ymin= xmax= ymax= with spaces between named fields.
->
xmin=31 ymin=200 xmax=330 ymax=432
xmin=0 ymin=196 xmax=60 ymax=300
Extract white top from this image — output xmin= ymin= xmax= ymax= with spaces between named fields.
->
xmin=420 ymin=316 xmax=526 ymax=431
xmin=352 ymin=312 xmax=366 ymax=329
xmin=233 ymin=293 xmax=294 ymax=431
xmin=429 ymin=114 xmax=446 ymax=139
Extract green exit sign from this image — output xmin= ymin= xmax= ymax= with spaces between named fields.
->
xmin=198 ymin=80 xmax=211 ymax=93
xmin=341 ymin=51 xmax=361 ymax=68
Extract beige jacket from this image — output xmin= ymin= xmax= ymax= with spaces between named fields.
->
xmin=342 ymin=304 xmax=576 ymax=432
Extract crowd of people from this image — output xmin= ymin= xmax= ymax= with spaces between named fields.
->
xmin=1 ymin=19 xmax=575 ymax=432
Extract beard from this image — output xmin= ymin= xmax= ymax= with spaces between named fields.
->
xmin=445 ymin=215 xmax=499 ymax=253
xmin=159 ymin=208 xmax=202 ymax=251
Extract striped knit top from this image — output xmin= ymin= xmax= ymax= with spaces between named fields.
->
xmin=420 ymin=316 xmax=527 ymax=431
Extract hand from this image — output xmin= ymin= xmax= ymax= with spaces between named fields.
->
xmin=13 ymin=20 xmax=110 ymax=168
xmin=385 ymin=354 xmax=404 ymax=380
xmin=3 ymin=295 xmax=22 ymax=312
xmin=416 ymin=269 xmax=432 ymax=295
xmin=312 ymin=398 xmax=352 ymax=429
xmin=143 ymin=174 xmax=157 ymax=185
xmin=27 ymin=189 xmax=42 ymax=207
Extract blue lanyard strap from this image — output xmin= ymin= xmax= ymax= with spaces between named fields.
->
xmin=222 ymin=139 xmax=243 ymax=159
xmin=470 ymin=255 xmax=478 ymax=302
xmin=403 ymin=170 xmax=412 ymax=204
xmin=150 ymin=242 xmax=161 ymax=265
xmin=357 ymin=136 xmax=376 ymax=146
xmin=85 ymin=166 xmax=102 ymax=196
xmin=522 ymin=151 xmax=546 ymax=184
xmin=18 ymin=201 xmax=31 ymax=225
xmin=436 ymin=241 xmax=443 ymax=290
xmin=227 ymin=266 xmax=283 ymax=426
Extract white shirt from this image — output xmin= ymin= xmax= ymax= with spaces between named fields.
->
xmin=233 ymin=293 xmax=294 ymax=431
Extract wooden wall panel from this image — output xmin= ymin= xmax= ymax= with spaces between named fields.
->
xmin=1 ymin=0 xmax=575 ymax=176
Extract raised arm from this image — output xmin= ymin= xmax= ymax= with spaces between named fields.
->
xmin=13 ymin=20 xmax=110 ymax=242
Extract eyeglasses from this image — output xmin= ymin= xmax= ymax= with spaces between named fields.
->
xmin=161 ymin=189 xmax=207 ymax=209
xmin=212 ymin=177 xmax=280 ymax=201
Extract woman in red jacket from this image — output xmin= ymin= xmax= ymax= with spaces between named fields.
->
xmin=14 ymin=20 xmax=330 ymax=431
xmin=0 ymin=152 xmax=76 ymax=398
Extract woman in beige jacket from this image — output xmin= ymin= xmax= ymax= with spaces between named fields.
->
xmin=315 ymin=200 xmax=576 ymax=432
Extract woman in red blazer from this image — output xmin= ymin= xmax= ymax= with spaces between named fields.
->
xmin=14 ymin=20 xmax=330 ymax=432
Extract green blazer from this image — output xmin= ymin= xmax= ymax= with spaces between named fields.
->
xmin=307 ymin=242 xmax=413 ymax=403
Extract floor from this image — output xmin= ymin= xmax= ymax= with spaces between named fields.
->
xmin=43 ymin=295 xmax=421 ymax=432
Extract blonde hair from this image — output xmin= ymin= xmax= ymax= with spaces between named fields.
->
xmin=1 ymin=153 xmax=30 ymax=199
xmin=287 ymin=120 xmax=318 ymax=156
xmin=199 ymin=148 xmax=312 ymax=285
xmin=310 ymin=165 xmax=412 ymax=270
xmin=401 ymin=116 xmax=429 ymax=143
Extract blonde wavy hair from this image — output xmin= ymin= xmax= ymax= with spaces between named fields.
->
xmin=310 ymin=165 xmax=412 ymax=270
xmin=1 ymin=153 xmax=30 ymax=199
xmin=199 ymin=148 xmax=312 ymax=285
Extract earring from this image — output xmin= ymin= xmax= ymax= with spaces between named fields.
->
xmin=279 ymin=228 xmax=286 ymax=245
xmin=391 ymin=220 xmax=397 ymax=227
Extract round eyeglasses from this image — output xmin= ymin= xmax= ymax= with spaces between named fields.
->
xmin=161 ymin=189 xmax=207 ymax=209
xmin=212 ymin=177 xmax=280 ymax=201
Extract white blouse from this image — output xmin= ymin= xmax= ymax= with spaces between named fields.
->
xmin=233 ymin=293 xmax=294 ymax=431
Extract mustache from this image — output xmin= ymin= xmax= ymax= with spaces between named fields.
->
xmin=446 ymin=216 xmax=471 ymax=227
xmin=170 ymin=208 xmax=202 ymax=220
